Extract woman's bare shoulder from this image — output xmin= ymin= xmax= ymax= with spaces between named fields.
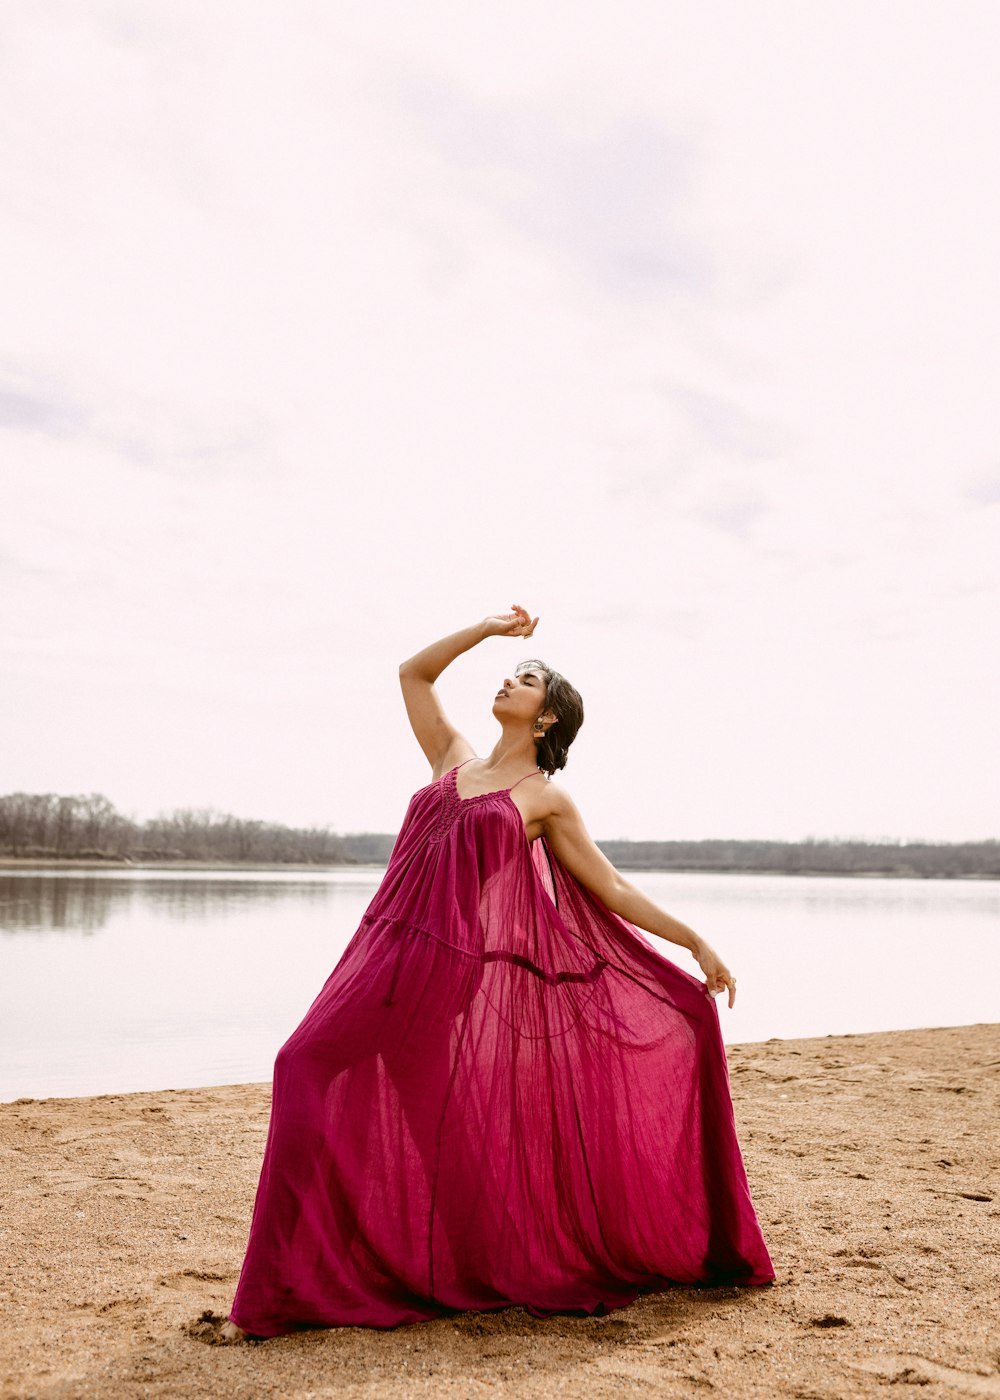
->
xmin=533 ymin=777 xmax=581 ymax=822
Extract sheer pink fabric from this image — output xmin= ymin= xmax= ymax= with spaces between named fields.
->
xmin=229 ymin=766 xmax=773 ymax=1336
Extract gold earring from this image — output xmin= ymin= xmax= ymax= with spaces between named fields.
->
xmin=532 ymin=720 xmax=545 ymax=736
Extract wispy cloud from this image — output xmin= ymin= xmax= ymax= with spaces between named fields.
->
xmin=963 ymin=474 xmax=1000 ymax=507
xmin=694 ymin=493 xmax=767 ymax=537
xmin=403 ymin=80 xmax=709 ymax=296
xmin=0 ymin=380 xmax=88 ymax=437
xmin=662 ymin=382 xmax=790 ymax=463
xmin=0 ymin=371 xmax=265 ymax=471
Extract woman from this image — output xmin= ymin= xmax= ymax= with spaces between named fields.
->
xmin=222 ymin=606 xmax=773 ymax=1340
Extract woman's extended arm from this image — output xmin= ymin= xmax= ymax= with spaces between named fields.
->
xmin=541 ymin=788 xmax=737 ymax=1006
xmin=399 ymin=605 xmax=538 ymax=774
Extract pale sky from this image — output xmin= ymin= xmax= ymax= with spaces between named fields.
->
xmin=1 ymin=1 xmax=998 ymax=842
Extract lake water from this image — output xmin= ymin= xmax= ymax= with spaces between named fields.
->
xmin=1 ymin=867 xmax=998 ymax=1102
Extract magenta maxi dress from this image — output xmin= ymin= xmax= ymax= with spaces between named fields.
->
xmin=229 ymin=764 xmax=774 ymax=1336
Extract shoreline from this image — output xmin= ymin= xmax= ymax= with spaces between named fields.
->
xmin=2 ymin=855 xmax=997 ymax=881
xmin=2 ymin=1023 xmax=997 ymax=1399
xmin=1 ymin=1019 xmax=995 ymax=1109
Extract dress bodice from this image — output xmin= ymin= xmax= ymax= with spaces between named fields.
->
xmin=363 ymin=766 xmax=538 ymax=960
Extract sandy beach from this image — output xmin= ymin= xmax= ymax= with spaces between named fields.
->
xmin=1 ymin=1023 xmax=997 ymax=1400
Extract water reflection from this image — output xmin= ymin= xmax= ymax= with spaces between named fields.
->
xmin=0 ymin=871 xmax=362 ymax=936
xmin=133 ymin=878 xmax=335 ymax=923
xmin=635 ymin=870 xmax=1000 ymax=917
xmin=0 ymin=875 xmax=118 ymax=934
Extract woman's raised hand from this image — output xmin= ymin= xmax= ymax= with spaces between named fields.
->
xmin=693 ymin=939 xmax=738 ymax=1009
xmin=484 ymin=604 xmax=539 ymax=639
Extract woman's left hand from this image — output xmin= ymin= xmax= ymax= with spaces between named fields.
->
xmin=694 ymin=939 xmax=737 ymax=1008
xmin=484 ymin=603 xmax=538 ymax=639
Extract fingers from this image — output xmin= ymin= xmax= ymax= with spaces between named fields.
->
xmin=705 ymin=969 xmax=737 ymax=1008
xmin=509 ymin=603 xmax=539 ymax=638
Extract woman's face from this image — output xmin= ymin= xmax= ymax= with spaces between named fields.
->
xmin=493 ymin=664 xmax=549 ymax=726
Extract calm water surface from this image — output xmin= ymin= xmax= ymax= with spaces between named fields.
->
xmin=2 ymin=867 xmax=998 ymax=1101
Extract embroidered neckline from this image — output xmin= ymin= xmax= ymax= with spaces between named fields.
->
xmin=449 ymin=765 xmax=540 ymax=804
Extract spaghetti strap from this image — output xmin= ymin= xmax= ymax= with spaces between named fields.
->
xmin=509 ymin=769 xmax=544 ymax=792
xmin=454 ymin=758 xmax=476 ymax=772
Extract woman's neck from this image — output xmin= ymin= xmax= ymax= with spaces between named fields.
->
xmin=482 ymin=732 xmax=539 ymax=774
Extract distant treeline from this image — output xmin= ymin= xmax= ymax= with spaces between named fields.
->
xmin=0 ymin=792 xmax=996 ymax=877
xmin=0 ymin=792 xmax=389 ymax=865
xmin=597 ymin=837 xmax=1000 ymax=879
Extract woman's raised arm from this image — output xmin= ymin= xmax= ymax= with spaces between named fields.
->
xmin=399 ymin=605 xmax=538 ymax=775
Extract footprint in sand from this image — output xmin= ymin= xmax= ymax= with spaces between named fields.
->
xmin=158 ymin=1267 xmax=234 ymax=1291
xmin=851 ymin=1355 xmax=1000 ymax=1396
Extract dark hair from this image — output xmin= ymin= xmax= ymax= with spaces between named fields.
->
xmin=517 ymin=659 xmax=584 ymax=776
